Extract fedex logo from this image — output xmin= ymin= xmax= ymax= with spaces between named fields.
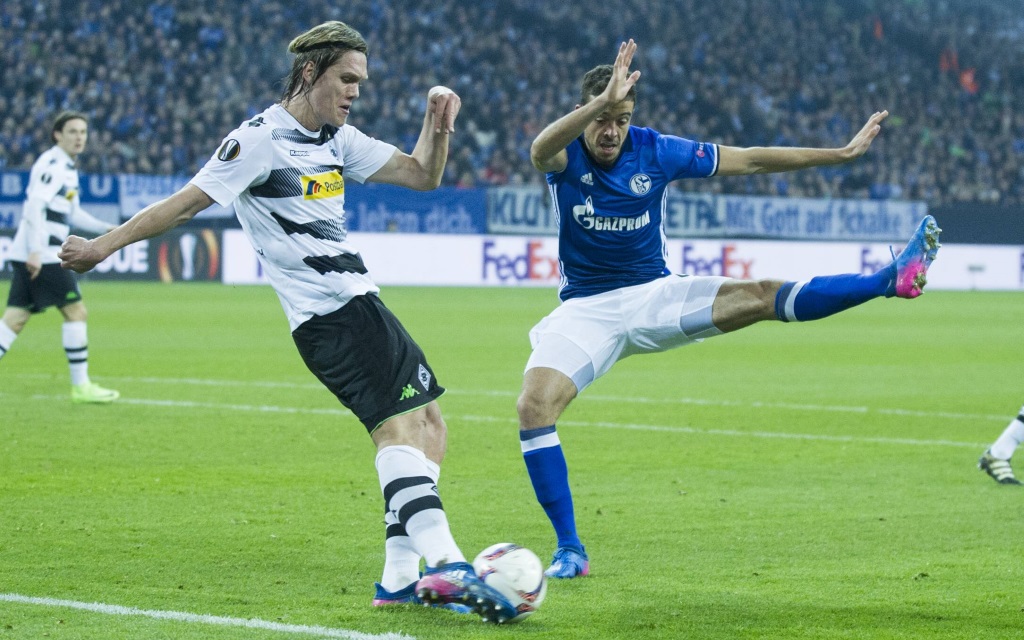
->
xmin=482 ymin=239 xmax=559 ymax=283
xmin=861 ymin=247 xmax=892 ymax=275
xmin=681 ymin=243 xmax=753 ymax=278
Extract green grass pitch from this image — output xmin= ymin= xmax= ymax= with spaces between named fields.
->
xmin=0 ymin=281 xmax=1022 ymax=639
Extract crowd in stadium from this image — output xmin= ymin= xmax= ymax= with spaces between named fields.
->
xmin=1 ymin=0 xmax=1022 ymax=205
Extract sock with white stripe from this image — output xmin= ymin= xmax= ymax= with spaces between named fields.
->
xmin=774 ymin=270 xmax=891 ymax=322
xmin=376 ymin=445 xmax=464 ymax=570
xmin=0 ymin=320 xmax=16 ymax=361
xmin=378 ymin=457 xmax=445 ymax=591
xmin=990 ymin=407 xmax=1024 ymax=460
xmin=63 ymin=321 xmax=89 ymax=385
xmin=521 ymin=425 xmax=582 ymax=551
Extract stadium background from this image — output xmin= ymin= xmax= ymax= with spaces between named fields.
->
xmin=1 ymin=0 xmax=1024 ymax=250
xmin=2 ymin=2 xmax=1024 ymax=639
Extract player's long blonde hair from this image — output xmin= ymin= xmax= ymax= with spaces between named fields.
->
xmin=281 ymin=21 xmax=368 ymax=103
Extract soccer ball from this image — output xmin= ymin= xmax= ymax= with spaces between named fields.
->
xmin=472 ymin=543 xmax=547 ymax=622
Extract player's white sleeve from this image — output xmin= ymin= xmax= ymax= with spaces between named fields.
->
xmin=20 ymin=194 xmax=49 ymax=254
xmin=190 ymin=127 xmax=274 ymax=207
xmin=21 ymin=155 xmax=66 ymax=253
xmin=69 ymin=202 xmax=114 ymax=235
xmin=334 ymin=125 xmax=397 ymax=183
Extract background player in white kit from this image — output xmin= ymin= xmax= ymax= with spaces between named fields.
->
xmin=0 ymin=111 xmax=119 ymax=404
xmin=60 ymin=21 xmax=518 ymax=623
xmin=979 ymin=406 xmax=1024 ymax=485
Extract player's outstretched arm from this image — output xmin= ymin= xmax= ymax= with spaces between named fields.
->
xmin=59 ymin=184 xmax=213 ymax=273
xmin=717 ymin=110 xmax=888 ymax=176
xmin=368 ymin=86 xmax=460 ymax=191
xmin=530 ymin=39 xmax=642 ymax=173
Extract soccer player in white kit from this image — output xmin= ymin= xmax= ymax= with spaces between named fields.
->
xmin=60 ymin=21 xmax=517 ymax=623
xmin=979 ymin=407 xmax=1024 ymax=485
xmin=0 ymin=111 xmax=119 ymax=403
xmin=519 ymin=40 xmax=941 ymax=578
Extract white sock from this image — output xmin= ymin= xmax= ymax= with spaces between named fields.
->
xmin=376 ymin=445 xmax=464 ymax=569
xmin=990 ymin=407 xmax=1024 ymax=460
xmin=63 ymin=321 xmax=89 ymax=386
xmin=0 ymin=320 xmax=16 ymax=361
xmin=380 ymin=509 xmax=421 ymax=592
xmin=378 ymin=456 xmax=449 ymax=590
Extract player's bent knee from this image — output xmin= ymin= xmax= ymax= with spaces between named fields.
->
xmin=61 ymin=302 xmax=88 ymax=322
xmin=517 ymin=389 xmax=568 ymax=429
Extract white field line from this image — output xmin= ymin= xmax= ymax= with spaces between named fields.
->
xmin=17 ymin=372 xmax=1011 ymax=423
xmin=2 ymin=392 xmax=989 ymax=449
xmin=0 ymin=593 xmax=413 ymax=640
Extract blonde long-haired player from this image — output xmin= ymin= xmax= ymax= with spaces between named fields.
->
xmin=60 ymin=21 xmax=517 ymax=623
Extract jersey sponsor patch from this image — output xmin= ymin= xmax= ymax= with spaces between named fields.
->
xmin=302 ymin=170 xmax=344 ymax=200
xmin=217 ymin=139 xmax=241 ymax=161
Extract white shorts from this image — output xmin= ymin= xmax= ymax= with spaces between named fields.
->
xmin=526 ymin=275 xmax=727 ymax=392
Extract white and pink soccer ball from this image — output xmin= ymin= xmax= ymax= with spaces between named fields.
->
xmin=472 ymin=543 xmax=547 ymax=622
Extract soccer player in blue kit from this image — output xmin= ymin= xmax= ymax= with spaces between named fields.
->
xmin=519 ymin=40 xmax=941 ymax=578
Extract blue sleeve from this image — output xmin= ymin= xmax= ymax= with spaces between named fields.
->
xmin=657 ymin=134 xmax=719 ymax=180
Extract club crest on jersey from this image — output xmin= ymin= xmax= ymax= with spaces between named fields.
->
xmin=217 ymin=139 xmax=241 ymax=161
xmin=629 ymin=173 xmax=652 ymax=195
xmin=301 ymin=170 xmax=344 ymax=199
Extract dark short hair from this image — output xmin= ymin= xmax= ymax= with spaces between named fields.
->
xmin=281 ymin=21 xmax=369 ymax=102
xmin=580 ymin=65 xmax=638 ymax=105
xmin=52 ymin=110 xmax=88 ymax=141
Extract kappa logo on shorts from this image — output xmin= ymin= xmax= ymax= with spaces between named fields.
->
xmin=399 ymin=384 xmax=420 ymax=401
xmin=417 ymin=364 xmax=431 ymax=390
xmin=301 ymin=170 xmax=344 ymax=200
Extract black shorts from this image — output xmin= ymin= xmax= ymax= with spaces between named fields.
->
xmin=6 ymin=262 xmax=82 ymax=313
xmin=292 ymin=293 xmax=446 ymax=434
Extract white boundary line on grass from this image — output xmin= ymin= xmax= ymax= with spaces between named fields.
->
xmin=2 ymin=391 xmax=989 ymax=449
xmin=0 ymin=593 xmax=414 ymax=640
xmin=17 ymin=372 xmax=1013 ymax=423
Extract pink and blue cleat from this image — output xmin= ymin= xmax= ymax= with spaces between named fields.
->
xmin=373 ymin=581 xmax=471 ymax=614
xmin=886 ymin=215 xmax=941 ymax=299
xmin=415 ymin=561 xmax=518 ymax=623
xmin=545 ymin=546 xmax=589 ymax=579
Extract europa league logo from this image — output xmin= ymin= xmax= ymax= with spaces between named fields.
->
xmin=157 ymin=229 xmax=220 ymax=283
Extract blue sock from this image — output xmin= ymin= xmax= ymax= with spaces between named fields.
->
xmin=520 ymin=425 xmax=581 ymax=551
xmin=774 ymin=267 xmax=894 ymax=322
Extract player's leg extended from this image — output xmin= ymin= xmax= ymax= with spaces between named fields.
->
xmin=60 ymin=302 xmax=119 ymax=403
xmin=0 ymin=308 xmax=30 ymax=362
xmin=979 ymin=406 xmax=1024 ymax=486
xmin=375 ymin=403 xmax=514 ymax=621
xmin=518 ymin=366 xmax=589 ymax=578
xmin=373 ymin=402 xmax=459 ymax=573
xmin=717 ymin=216 xmax=942 ymax=330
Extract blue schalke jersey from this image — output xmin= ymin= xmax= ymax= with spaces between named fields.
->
xmin=546 ymin=126 xmax=719 ymax=300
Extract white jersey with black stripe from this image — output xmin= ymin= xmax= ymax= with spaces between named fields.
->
xmin=191 ymin=104 xmax=397 ymax=330
xmin=11 ymin=145 xmax=108 ymax=264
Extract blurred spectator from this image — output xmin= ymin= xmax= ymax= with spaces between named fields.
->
xmin=1 ymin=0 xmax=1022 ymax=205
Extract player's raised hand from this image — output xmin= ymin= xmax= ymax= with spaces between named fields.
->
xmin=844 ymin=110 xmax=889 ymax=159
xmin=427 ymin=86 xmax=461 ymax=134
xmin=602 ymin=39 xmax=642 ymax=105
xmin=59 ymin=235 xmax=104 ymax=273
